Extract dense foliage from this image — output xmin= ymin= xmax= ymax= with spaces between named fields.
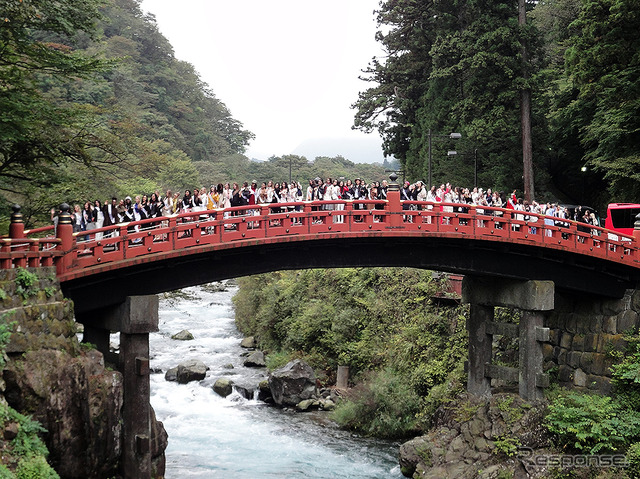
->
xmin=545 ymin=336 xmax=640 ymax=454
xmin=354 ymin=0 xmax=640 ymax=206
xmin=233 ymin=268 xmax=468 ymax=437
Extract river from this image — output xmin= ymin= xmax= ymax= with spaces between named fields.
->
xmin=148 ymin=281 xmax=404 ymax=478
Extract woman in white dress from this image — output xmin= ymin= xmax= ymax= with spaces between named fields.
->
xmin=94 ymin=200 xmax=104 ymax=240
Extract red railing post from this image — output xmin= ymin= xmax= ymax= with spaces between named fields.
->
xmin=386 ymin=173 xmax=402 ymax=228
xmin=1 ymin=239 xmax=12 ymax=269
xmin=9 ymin=204 xmax=25 ymax=240
xmin=28 ymin=240 xmax=40 ymax=268
xmin=56 ymin=203 xmax=74 ymax=275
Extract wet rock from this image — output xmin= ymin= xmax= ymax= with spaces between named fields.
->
xmin=257 ymin=379 xmax=272 ymax=401
xmin=269 ymin=359 xmax=317 ymax=407
xmin=176 ymin=359 xmax=208 ymax=383
xmin=171 ymin=329 xmax=194 ymax=341
xmin=240 ymin=336 xmax=257 ymax=348
xmin=234 ymin=384 xmax=254 ymax=400
xmin=3 ymin=422 xmax=19 ymax=440
xmin=213 ymin=378 xmax=234 ymax=397
xmin=244 ymin=350 xmax=266 ymax=368
xmin=399 ymin=436 xmax=431 ymax=478
xmin=296 ymin=399 xmax=316 ymax=411
xmin=165 ymin=367 xmax=178 ymax=382
xmin=319 ymin=398 xmax=336 ymax=411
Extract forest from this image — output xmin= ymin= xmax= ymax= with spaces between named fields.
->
xmin=353 ymin=0 xmax=640 ymax=207
xmin=1 ymin=0 xmax=639 ymax=228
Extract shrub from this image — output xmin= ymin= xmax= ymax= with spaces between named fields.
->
xmin=0 ymin=465 xmax=14 ymax=479
xmin=493 ymin=434 xmax=521 ymax=457
xmin=0 ymin=314 xmax=15 ymax=369
xmin=545 ymin=390 xmax=640 ymax=453
xmin=14 ymin=268 xmax=39 ymax=300
xmin=15 ymin=456 xmax=59 ymax=479
xmin=627 ymin=442 xmax=640 ymax=479
xmin=331 ymin=368 xmax=422 ymax=439
xmin=611 ymin=341 xmax=640 ymax=410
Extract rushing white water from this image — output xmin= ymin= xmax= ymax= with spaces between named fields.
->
xmin=148 ymin=282 xmax=404 ymax=479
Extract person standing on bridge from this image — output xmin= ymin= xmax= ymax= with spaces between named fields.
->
xmin=544 ymin=203 xmax=556 ymax=237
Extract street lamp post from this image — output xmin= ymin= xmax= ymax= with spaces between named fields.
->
xmin=428 ymin=130 xmax=461 ymax=187
xmin=447 ymin=149 xmax=478 ymax=188
xmin=580 ymin=166 xmax=587 ymax=204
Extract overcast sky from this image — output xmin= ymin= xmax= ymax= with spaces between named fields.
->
xmin=140 ymin=0 xmax=387 ymax=163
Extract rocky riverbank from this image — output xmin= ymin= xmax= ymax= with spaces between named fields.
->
xmin=0 ymin=267 xmax=167 ymax=478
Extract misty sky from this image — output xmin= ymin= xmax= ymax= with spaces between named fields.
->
xmin=140 ymin=0 xmax=387 ymax=163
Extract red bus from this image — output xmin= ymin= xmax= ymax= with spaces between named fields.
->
xmin=605 ymin=203 xmax=640 ymax=239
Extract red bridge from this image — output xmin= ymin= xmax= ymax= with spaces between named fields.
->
xmin=3 ymin=183 xmax=640 ymax=312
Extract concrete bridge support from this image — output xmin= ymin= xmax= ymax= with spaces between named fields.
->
xmin=462 ymin=277 xmax=553 ymax=402
xmin=77 ymin=295 xmax=159 ymax=479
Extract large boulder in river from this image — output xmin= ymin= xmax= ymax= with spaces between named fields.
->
xmin=243 ymin=350 xmax=266 ymax=367
xmin=171 ymin=329 xmax=194 ymax=341
xmin=269 ymin=359 xmax=317 ymax=407
xmin=240 ymin=336 xmax=257 ymax=348
xmin=213 ymin=378 xmax=234 ymax=397
xmin=176 ymin=359 xmax=208 ymax=384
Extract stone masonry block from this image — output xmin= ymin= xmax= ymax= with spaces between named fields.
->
xmin=602 ymin=298 xmax=626 ymax=316
xmin=597 ymin=334 xmax=621 ymax=353
xmin=567 ymin=351 xmax=582 ymax=368
xmin=603 ymin=316 xmax=617 ymax=334
xmin=572 ymin=334 xmax=585 ymax=351
xmin=560 ymin=332 xmax=573 ymax=350
xmin=580 ymin=352 xmax=594 ymax=371
xmin=587 ymin=375 xmax=612 ymax=394
xmin=549 ymin=329 xmax=560 ymax=346
xmin=462 ymin=277 xmax=554 ymax=311
xmin=584 ymin=334 xmax=598 ymax=352
xmin=574 ymin=368 xmax=587 ymax=387
xmin=618 ymin=310 xmax=639 ymax=334
xmin=542 ymin=344 xmax=554 ymax=361
xmin=558 ymin=365 xmax=573 ymax=383
xmin=591 ymin=353 xmax=606 ymax=376
xmin=632 ymin=289 xmax=640 ymax=313
xmin=565 ymin=314 xmax=578 ymax=334
xmin=556 ymin=348 xmax=567 ymax=365
xmin=590 ymin=315 xmax=603 ymax=334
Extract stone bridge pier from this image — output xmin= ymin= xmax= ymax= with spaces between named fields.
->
xmin=77 ymin=295 xmax=159 ymax=479
xmin=463 ymin=277 xmax=554 ymax=402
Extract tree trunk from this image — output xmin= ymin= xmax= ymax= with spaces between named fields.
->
xmin=519 ymin=0 xmax=535 ymax=203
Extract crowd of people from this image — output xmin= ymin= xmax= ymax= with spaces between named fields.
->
xmin=58 ymin=177 xmax=599 ymax=236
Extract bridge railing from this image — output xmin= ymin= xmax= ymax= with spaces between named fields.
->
xmin=402 ymin=201 xmax=638 ymax=262
xmin=1 ymin=196 xmax=639 ymax=277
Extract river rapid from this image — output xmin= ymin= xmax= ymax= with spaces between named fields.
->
xmin=148 ymin=281 xmax=404 ymax=479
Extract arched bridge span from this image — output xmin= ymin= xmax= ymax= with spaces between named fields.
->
xmin=4 ymin=187 xmax=640 ymax=313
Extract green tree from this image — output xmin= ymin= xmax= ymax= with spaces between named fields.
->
xmin=563 ymin=0 xmax=640 ymax=201
xmin=0 ymin=0 xmax=115 ymax=187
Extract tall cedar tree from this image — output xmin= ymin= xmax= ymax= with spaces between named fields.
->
xmin=563 ymin=0 xmax=640 ymax=202
xmin=353 ymin=1 xmax=541 ymax=192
